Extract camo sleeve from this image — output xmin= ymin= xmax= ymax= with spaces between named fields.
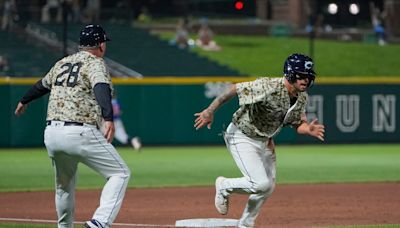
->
xmin=236 ymin=77 xmax=270 ymax=105
xmin=41 ymin=65 xmax=56 ymax=89
xmin=87 ymin=58 xmax=111 ymax=88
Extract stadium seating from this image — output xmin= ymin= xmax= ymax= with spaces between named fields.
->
xmin=0 ymin=30 xmax=59 ymax=77
xmin=37 ymin=22 xmax=241 ymax=77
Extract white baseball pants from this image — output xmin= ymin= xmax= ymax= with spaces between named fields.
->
xmin=222 ymin=122 xmax=276 ymax=228
xmin=113 ymin=119 xmax=129 ymax=145
xmin=44 ymin=121 xmax=131 ymax=228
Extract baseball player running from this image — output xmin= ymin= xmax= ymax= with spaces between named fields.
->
xmin=15 ymin=24 xmax=131 ymax=228
xmin=194 ymin=53 xmax=325 ymax=228
xmin=111 ymin=97 xmax=142 ymax=150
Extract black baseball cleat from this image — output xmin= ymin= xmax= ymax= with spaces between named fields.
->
xmin=84 ymin=219 xmax=104 ymax=228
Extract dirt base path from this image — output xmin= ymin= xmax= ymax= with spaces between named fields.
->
xmin=1 ymin=183 xmax=400 ymax=228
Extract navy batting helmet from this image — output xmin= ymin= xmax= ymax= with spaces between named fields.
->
xmin=283 ymin=53 xmax=316 ymax=87
xmin=79 ymin=24 xmax=111 ymax=47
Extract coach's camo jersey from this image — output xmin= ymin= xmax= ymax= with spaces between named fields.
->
xmin=42 ymin=51 xmax=113 ymax=127
xmin=233 ymin=77 xmax=307 ymax=138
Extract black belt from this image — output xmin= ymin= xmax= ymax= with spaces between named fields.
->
xmin=46 ymin=121 xmax=84 ymax=126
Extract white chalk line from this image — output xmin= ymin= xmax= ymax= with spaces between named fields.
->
xmin=0 ymin=217 xmax=176 ymax=227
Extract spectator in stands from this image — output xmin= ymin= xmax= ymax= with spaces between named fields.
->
xmin=70 ymin=0 xmax=83 ymax=23
xmin=370 ymin=2 xmax=387 ymax=46
xmin=114 ymin=0 xmax=132 ymax=24
xmin=41 ymin=0 xmax=61 ymax=23
xmin=1 ymin=0 xmax=18 ymax=30
xmin=85 ymin=0 xmax=100 ymax=23
xmin=0 ymin=55 xmax=10 ymax=73
xmin=137 ymin=6 xmax=151 ymax=23
xmin=196 ymin=19 xmax=221 ymax=51
xmin=170 ymin=17 xmax=191 ymax=49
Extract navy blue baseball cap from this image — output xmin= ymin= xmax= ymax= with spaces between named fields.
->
xmin=79 ymin=24 xmax=111 ymax=47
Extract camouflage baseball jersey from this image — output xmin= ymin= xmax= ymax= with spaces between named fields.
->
xmin=232 ymin=77 xmax=307 ymax=138
xmin=42 ymin=51 xmax=113 ymax=126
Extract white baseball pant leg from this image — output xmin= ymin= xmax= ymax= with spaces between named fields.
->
xmin=44 ymin=122 xmax=131 ymax=228
xmin=222 ymin=122 xmax=276 ymax=228
xmin=113 ymin=119 xmax=129 ymax=145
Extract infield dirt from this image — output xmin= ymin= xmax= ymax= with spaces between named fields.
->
xmin=1 ymin=183 xmax=400 ymax=228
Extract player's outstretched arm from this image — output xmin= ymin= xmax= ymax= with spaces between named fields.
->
xmin=194 ymin=84 xmax=237 ymax=130
xmin=296 ymin=117 xmax=325 ymax=141
xmin=15 ymin=79 xmax=51 ymax=117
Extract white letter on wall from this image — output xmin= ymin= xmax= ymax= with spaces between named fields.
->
xmin=372 ymin=95 xmax=396 ymax=132
xmin=307 ymin=95 xmax=324 ymax=123
xmin=336 ymin=95 xmax=360 ymax=132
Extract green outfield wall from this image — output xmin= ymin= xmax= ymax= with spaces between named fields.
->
xmin=1 ymin=77 xmax=399 ymax=147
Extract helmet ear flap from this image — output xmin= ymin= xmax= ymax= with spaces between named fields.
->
xmin=284 ymin=72 xmax=297 ymax=84
xmin=307 ymin=74 xmax=315 ymax=88
xmin=284 ymin=62 xmax=297 ymax=84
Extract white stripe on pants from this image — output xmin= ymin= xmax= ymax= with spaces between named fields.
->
xmin=44 ymin=122 xmax=130 ymax=228
xmin=223 ymin=122 xmax=276 ymax=228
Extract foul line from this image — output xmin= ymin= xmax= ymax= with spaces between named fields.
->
xmin=0 ymin=217 xmax=176 ymax=227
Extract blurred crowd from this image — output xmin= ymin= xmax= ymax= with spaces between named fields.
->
xmin=40 ymin=0 xmax=100 ymax=24
xmin=1 ymin=0 xmax=18 ymax=30
xmin=0 ymin=0 xmax=149 ymax=27
xmin=170 ymin=17 xmax=221 ymax=51
xmin=0 ymin=55 xmax=10 ymax=74
xmin=0 ymin=0 xmax=392 ymax=48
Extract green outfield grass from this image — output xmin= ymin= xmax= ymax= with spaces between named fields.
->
xmin=0 ymin=144 xmax=399 ymax=192
xmin=197 ymin=36 xmax=400 ymax=77
xmin=158 ymin=33 xmax=400 ymax=77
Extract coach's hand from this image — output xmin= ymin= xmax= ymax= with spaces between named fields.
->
xmin=15 ymin=102 xmax=28 ymax=116
xmin=103 ymin=121 xmax=115 ymax=143
xmin=194 ymin=109 xmax=214 ymax=130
